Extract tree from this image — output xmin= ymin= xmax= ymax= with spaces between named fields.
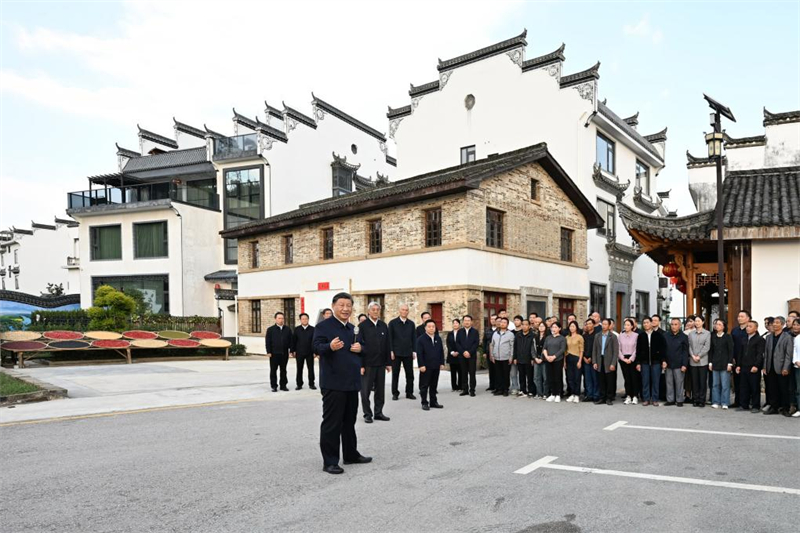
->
xmin=125 ymin=288 xmax=152 ymax=318
xmin=87 ymin=285 xmax=136 ymax=331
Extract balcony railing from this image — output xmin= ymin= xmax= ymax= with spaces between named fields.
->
xmin=68 ymin=181 xmax=220 ymax=211
xmin=213 ymin=134 xmax=258 ymax=161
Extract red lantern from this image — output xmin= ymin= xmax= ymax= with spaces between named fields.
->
xmin=662 ymin=262 xmax=679 ymax=278
xmin=676 ymin=281 xmax=687 ymax=293
xmin=669 ymin=276 xmax=680 ymax=285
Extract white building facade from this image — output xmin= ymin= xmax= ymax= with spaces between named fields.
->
xmin=387 ymin=30 xmax=669 ymax=324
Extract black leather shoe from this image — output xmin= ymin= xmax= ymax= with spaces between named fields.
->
xmin=280 ymin=387 xmax=289 ymax=391
xmin=422 ymin=404 xmax=430 ymax=411
xmin=677 ymin=402 xmax=684 ymax=407
xmin=750 ymin=408 xmax=760 ymax=413
xmin=459 ymin=391 xmax=469 ymax=396
xmin=664 ymin=401 xmax=675 ymax=406
xmin=593 ymin=400 xmax=604 ymax=405
xmin=310 ymin=385 xmax=317 ymax=390
xmin=503 ymin=392 xmax=509 ymax=397
xmin=406 ymin=394 xmax=417 ymax=400
xmin=493 ymin=391 xmax=503 ymax=396
xmin=343 ymin=455 xmax=372 ymax=465
xmin=606 ymin=400 xmax=613 ymax=405
xmin=295 ymin=386 xmax=303 ymax=391
xmin=392 ymin=394 xmax=399 ymax=401
xmin=364 ymin=416 xmax=373 ymax=423
xmin=374 ymin=414 xmax=390 ymax=421
xmin=486 ymin=388 xmax=494 ymax=392
xmin=271 ymin=387 xmax=278 ymax=392
xmin=764 ymin=408 xmax=779 ymax=415
xmin=323 ymin=464 xmax=344 ymax=474
xmin=431 ymin=403 xmax=444 ymax=409
xmin=469 ymin=392 xmax=476 ymax=397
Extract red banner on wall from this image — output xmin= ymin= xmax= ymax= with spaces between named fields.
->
xmin=317 ymin=282 xmax=330 ymax=291
xmin=300 ymin=297 xmax=305 ymax=313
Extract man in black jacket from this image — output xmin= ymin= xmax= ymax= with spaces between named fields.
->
xmin=359 ymin=301 xmax=391 ymax=423
xmin=265 ymin=311 xmax=293 ymax=392
xmin=388 ymin=304 xmax=416 ymax=401
xmin=736 ymin=320 xmax=765 ymax=412
xmin=292 ymin=313 xmax=316 ymax=390
xmin=457 ymin=314 xmax=481 ymax=397
xmin=446 ymin=319 xmax=462 ymax=392
xmin=415 ymin=311 xmax=433 ymax=341
xmin=636 ymin=316 xmax=666 ymax=406
xmin=483 ymin=314 xmax=498 ymax=392
xmin=416 ymin=319 xmax=445 ymax=410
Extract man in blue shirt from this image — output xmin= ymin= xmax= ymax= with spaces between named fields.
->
xmin=312 ymin=292 xmax=372 ymax=474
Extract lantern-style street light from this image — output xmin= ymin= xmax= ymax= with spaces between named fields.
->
xmin=702 ymin=93 xmax=735 ymax=321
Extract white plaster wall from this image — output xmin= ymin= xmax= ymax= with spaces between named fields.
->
xmin=3 ymin=223 xmax=80 ymax=295
xmin=726 ymin=145 xmax=765 ymax=171
xmin=174 ymin=131 xmax=206 ymax=149
xmin=765 ymin=122 xmax=800 ymax=168
xmin=750 ymin=240 xmax=800 ymax=322
xmin=688 ymin=165 xmax=721 ymax=212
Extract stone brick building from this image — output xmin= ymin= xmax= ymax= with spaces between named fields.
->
xmin=222 ymin=143 xmax=602 ymax=354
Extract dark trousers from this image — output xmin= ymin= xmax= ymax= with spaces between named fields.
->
xmin=690 ymin=366 xmax=708 ymax=405
xmin=269 ymin=353 xmax=288 ymax=389
xmin=620 ymin=359 xmax=638 ymax=398
xmin=565 ymin=355 xmax=580 ymax=396
xmin=450 ymin=360 xmax=462 ymax=390
xmin=547 ymin=360 xmax=563 ymax=397
xmin=361 ymin=366 xmax=385 ymax=418
xmin=391 ymin=356 xmax=414 ymax=396
xmin=583 ymin=362 xmax=599 ymax=400
xmin=599 ymin=365 xmax=617 ymax=402
xmin=494 ymin=359 xmax=510 ymax=393
xmin=518 ymin=363 xmax=534 ymax=395
xmin=487 ymin=356 xmax=497 ymax=390
xmin=419 ymin=367 xmax=440 ymax=405
xmin=320 ymin=389 xmax=359 ymax=466
xmin=640 ymin=363 xmax=661 ymax=403
xmin=739 ymin=370 xmax=761 ymax=409
xmin=766 ymin=369 xmax=792 ymax=410
xmin=459 ymin=355 xmax=477 ymax=393
xmin=295 ymin=353 xmax=315 ymax=387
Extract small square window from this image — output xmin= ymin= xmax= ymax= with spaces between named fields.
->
xmin=530 ymin=178 xmax=540 ymax=201
xmin=460 ymin=145 xmax=476 ymax=165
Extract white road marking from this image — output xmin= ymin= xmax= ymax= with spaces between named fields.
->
xmin=514 ymin=456 xmax=800 ymax=496
xmin=603 ymin=420 xmax=800 ymax=440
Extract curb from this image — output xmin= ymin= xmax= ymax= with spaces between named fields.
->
xmin=0 ymin=368 xmax=68 ymax=406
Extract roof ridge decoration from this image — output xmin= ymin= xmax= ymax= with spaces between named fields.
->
xmin=264 ymin=101 xmax=284 ymax=122
xmin=115 ymin=143 xmax=140 ymax=159
xmin=376 ymin=172 xmax=390 ymax=185
xmin=31 ymin=221 xmax=57 ymax=231
xmin=231 ymin=108 xmax=258 ymax=135
xmin=633 ymin=185 xmax=661 ymax=213
xmin=11 ymin=226 xmax=34 ymax=236
xmin=54 ymin=216 xmax=79 ymax=227
xmin=254 ymin=117 xmax=289 ymax=146
xmin=311 ymin=93 xmax=387 ymax=142
xmin=560 ymin=61 xmax=600 ymax=104
xmin=409 ymin=80 xmax=440 ymax=98
xmin=606 ymin=241 xmax=641 ymax=263
xmin=643 ymin=127 xmax=668 ymax=143
xmin=282 ymin=101 xmax=318 ymax=132
xmin=623 ymin=112 xmax=639 ymax=128
xmin=386 ymin=154 xmax=397 ymax=167
xmin=597 ymin=101 xmax=663 ymax=161
xmin=686 ymin=150 xmax=726 ymax=168
xmin=437 ymin=29 xmax=528 ymax=73
xmin=724 ymin=133 xmax=766 ymax=148
xmin=332 ymin=152 xmax=361 ymax=171
xmin=763 ymin=107 xmax=800 ymax=126
xmin=137 ymin=125 xmax=179 ymax=150
xmin=173 ymin=118 xmax=206 ymax=139
xmin=521 ymin=43 xmax=565 ymax=80
xmin=618 ymin=201 xmax=715 ymax=244
xmin=592 ymin=162 xmax=630 ymax=198
xmin=203 ymin=124 xmax=224 ymax=139
xmin=387 ymin=105 xmax=412 ymax=120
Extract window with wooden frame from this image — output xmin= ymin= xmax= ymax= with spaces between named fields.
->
xmin=322 ymin=228 xmax=334 ymax=260
xmin=460 ymin=145 xmax=476 ymax=164
xmin=425 ymin=208 xmax=442 ymax=247
xmin=368 ymin=219 xmax=382 ymax=254
xmin=283 ymin=235 xmax=293 ymax=265
xmin=283 ymin=298 xmax=296 ymax=328
xmin=250 ymin=241 xmax=259 ymax=268
xmin=486 ymin=208 xmax=504 ymax=249
xmin=251 ymin=300 xmax=261 ymax=333
xmin=530 ymin=178 xmax=540 ymax=201
xmin=560 ymin=227 xmax=574 ymax=262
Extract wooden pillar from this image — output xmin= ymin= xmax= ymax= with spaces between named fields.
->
xmin=17 ymin=351 xmax=23 ymax=369
xmin=225 ymin=347 xmax=229 ymax=361
xmin=126 ymin=348 xmax=132 ymax=364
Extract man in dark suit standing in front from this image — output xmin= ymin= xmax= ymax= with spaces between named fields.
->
xmin=457 ymin=314 xmax=480 ymax=397
xmin=388 ymin=304 xmax=416 ymax=401
xmin=292 ymin=312 xmax=316 ymax=390
xmin=265 ymin=311 xmax=292 ymax=392
xmin=416 ymin=319 xmax=445 ymax=411
xmin=359 ymin=301 xmax=391 ymax=423
xmin=312 ymin=292 xmax=372 ymax=474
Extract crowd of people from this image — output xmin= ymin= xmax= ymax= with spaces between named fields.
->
xmin=265 ymin=301 xmax=800 ymax=419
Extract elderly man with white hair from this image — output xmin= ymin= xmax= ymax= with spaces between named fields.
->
xmin=359 ymin=301 xmax=392 ymax=423
xmin=388 ymin=303 xmax=417 ymax=401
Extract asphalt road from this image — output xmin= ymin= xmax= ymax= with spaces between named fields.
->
xmin=2 ymin=378 xmax=799 ymax=533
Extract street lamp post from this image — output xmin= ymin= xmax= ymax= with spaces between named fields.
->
xmin=703 ymin=94 xmax=735 ymax=322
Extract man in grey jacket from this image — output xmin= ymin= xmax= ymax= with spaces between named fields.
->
xmin=593 ymin=318 xmax=619 ymax=405
xmin=763 ymin=316 xmax=794 ymax=416
xmin=688 ymin=316 xmax=711 ymax=407
xmin=490 ymin=317 xmax=515 ymax=397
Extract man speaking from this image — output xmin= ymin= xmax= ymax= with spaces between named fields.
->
xmin=312 ymin=292 xmax=372 ymax=474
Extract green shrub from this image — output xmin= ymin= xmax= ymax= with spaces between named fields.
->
xmin=229 ymin=344 xmax=247 ymax=356
xmin=87 ymin=285 xmax=136 ymax=332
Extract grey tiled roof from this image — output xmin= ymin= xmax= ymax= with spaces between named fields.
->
xmin=619 ymin=165 xmax=800 ymax=241
xmin=386 ymin=155 xmax=397 ymax=167
xmin=559 ymin=62 xmax=600 ymax=88
xmin=686 ymin=150 xmax=726 ymax=168
xmin=409 ymin=80 xmax=440 ymax=97
xmin=173 ymin=118 xmax=205 ymax=139
xmin=204 ymin=270 xmax=237 ymax=282
xmin=521 ymin=43 xmax=565 ymax=72
xmin=763 ymin=107 xmax=800 ymax=126
xmin=387 ymin=105 xmax=412 ymax=119
xmin=312 ymin=94 xmax=386 ymax=142
xmin=221 ymin=142 xmax=603 ymax=238
xmin=437 ymin=29 xmax=527 ymax=72
xmin=643 ymin=127 xmax=667 ymax=143
xmin=283 ymin=102 xmax=317 ymax=129
xmin=724 ymin=134 xmax=765 ymax=148
xmin=137 ymin=125 xmax=178 ymax=149
xmin=116 ymin=143 xmax=140 ymax=159
xmin=597 ymin=101 xmax=663 ymax=161
xmin=623 ymin=112 xmax=639 ymax=128
xmin=122 ymin=147 xmax=208 ymax=172
xmin=264 ymin=101 xmax=283 ymax=120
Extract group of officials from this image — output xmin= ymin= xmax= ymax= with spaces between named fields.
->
xmin=265 ymin=294 xmax=800 ymax=473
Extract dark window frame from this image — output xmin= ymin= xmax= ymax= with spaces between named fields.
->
xmin=283 ymin=235 xmax=294 ymax=265
xmin=89 ymin=224 xmax=122 ymax=262
xmin=560 ymin=227 xmax=574 ymax=262
xmin=636 ymin=159 xmax=650 ymax=196
xmin=91 ymin=274 xmax=170 ymax=314
xmin=530 ymin=178 xmax=540 ymax=202
xmin=596 ymin=199 xmax=616 ymax=238
xmin=332 ymin=164 xmax=354 ymax=197
xmin=133 ymin=220 xmax=169 ymax=260
xmin=250 ymin=240 xmax=259 ymax=269
xmin=322 ymin=228 xmax=334 ymax=260
xmin=251 ymin=300 xmax=261 ymax=333
xmin=596 ymin=132 xmax=616 ymax=175
xmin=635 ymin=291 xmax=650 ymax=323
xmin=283 ymin=298 xmax=296 ymax=328
xmin=223 ymin=165 xmax=265 ymax=265
xmin=590 ymin=283 xmax=607 ymax=318
xmin=486 ymin=208 xmax=504 ymax=249
xmin=368 ymin=219 xmax=382 ymax=254
xmin=460 ymin=145 xmax=476 ymax=165
xmin=425 ymin=208 xmax=442 ymax=248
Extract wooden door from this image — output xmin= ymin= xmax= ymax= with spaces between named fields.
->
xmin=430 ymin=303 xmax=443 ymax=331
xmin=558 ymin=299 xmax=575 ymax=326
xmin=615 ymin=292 xmax=623 ymax=331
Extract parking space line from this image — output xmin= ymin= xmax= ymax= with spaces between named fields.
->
xmin=603 ymin=420 xmax=800 ymax=440
xmin=514 ymin=456 xmax=800 ymax=495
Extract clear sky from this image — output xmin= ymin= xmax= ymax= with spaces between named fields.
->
xmin=1 ymin=1 xmax=798 ymax=228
